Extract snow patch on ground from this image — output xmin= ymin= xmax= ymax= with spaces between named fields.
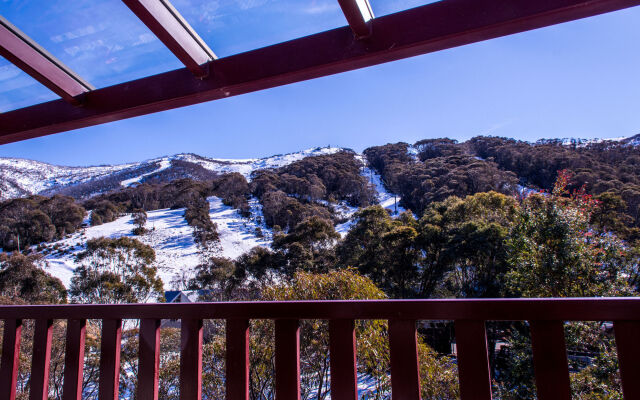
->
xmin=121 ymin=158 xmax=172 ymax=187
xmin=41 ymin=197 xmax=271 ymax=290
xmin=363 ymin=166 xmax=405 ymax=216
xmin=334 ymin=156 xmax=406 ymax=237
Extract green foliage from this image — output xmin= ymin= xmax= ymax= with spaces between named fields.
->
xmin=70 ymin=237 xmax=163 ymax=303
xmin=184 ymin=197 xmax=219 ymax=248
xmin=0 ymin=195 xmax=86 ymax=250
xmin=252 ymin=150 xmax=376 ymax=230
xmin=469 ymin=135 xmax=640 ymax=237
xmin=418 ymin=191 xmax=518 ymax=298
xmin=504 ymin=171 xmax=635 ymax=298
xmin=0 ymin=252 xmax=66 ymax=304
xmin=363 ymin=142 xmax=518 ymax=216
xmin=272 ymin=216 xmax=340 ymax=274
xmin=339 ymin=206 xmax=420 ymax=298
xmin=89 ymin=200 xmax=121 ymax=226
xmin=211 ymin=172 xmax=251 ymax=216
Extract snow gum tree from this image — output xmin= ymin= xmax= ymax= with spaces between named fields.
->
xmin=131 ymin=208 xmax=148 ymax=235
xmin=70 ymin=236 xmax=163 ymax=304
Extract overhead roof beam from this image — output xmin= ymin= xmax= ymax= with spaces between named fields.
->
xmin=1 ymin=0 xmax=640 ymax=143
xmin=338 ymin=0 xmax=374 ymax=38
xmin=122 ymin=0 xmax=216 ymax=77
xmin=0 ymin=16 xmax=93 ymax=104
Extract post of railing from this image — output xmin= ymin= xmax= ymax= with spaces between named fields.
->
xmin=226 ymin=319 xmax=250 ymax=400
xmin=329 ymin=319 xmax=358 ymax=400
xmin=138 ymin=318 xmax=161 ymax=400
xmin=98 ymin=319 xmax=123 ymax=400
xmin=389 ymin=319 xmax=421 ymax=400
xmin=529 ymin=320 xmax=571 ymax=400
xmin=275 ymin=319 xmax=300 ymax=400
xmin=180 ymin=319 xmax=203 ymax=400
xmin=0 ymin=319 xmax=22 ymax=400
xmin=62 ymin=319 xmax=87 ymax=400
xmin=29 ymin=319 xmax=53 ymax=400
xmin=614 ymin=321 xmax=640 ymax=400
xmin=454 ymin=320 xmax=492 ymax=400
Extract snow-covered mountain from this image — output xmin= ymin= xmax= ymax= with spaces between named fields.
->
xmin=0 ymin=147 xmax=343 ymax=201
xmin=4 ymin=146 xmax=402 ymax=290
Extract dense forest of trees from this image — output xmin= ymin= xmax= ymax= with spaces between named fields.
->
xmin=251 ymin=150 xmax=376 ymax=230
xmin=2 ymin=140 xmax=640 ymax=398
xmin=0 ymin=195 xmax=85 ymax=251
xmin=364 ymin=141 xmax=519 ymax=216
xmin=469 ymin=136 xmax=640 ymax=239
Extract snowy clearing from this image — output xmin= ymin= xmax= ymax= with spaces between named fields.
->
xmin=41 ymin=197 xmax=271 ymax=289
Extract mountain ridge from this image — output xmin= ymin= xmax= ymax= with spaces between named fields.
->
xmin=0 ymin=146 xmax=344 ymax=200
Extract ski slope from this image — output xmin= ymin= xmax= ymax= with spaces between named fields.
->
xmin=42 ymin=197 xmax=271 ymax=289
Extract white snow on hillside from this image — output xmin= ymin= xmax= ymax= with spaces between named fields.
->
xmin=175 ymin=147 xmax=342 ymax=179
xmin=335 ymin=157 xmax=406 ymax=237
xmin=0 ymin=147 xmax=343 ymax=200
xmin=9 ymin=146 xmax=412 ymax=285
xmin=41 ymin=197 xmax=271 ymax=289
xmin=120 ymin=158 xmax=171 ymax=187
xmin=0 ymin=157 xmax=137 ymax=199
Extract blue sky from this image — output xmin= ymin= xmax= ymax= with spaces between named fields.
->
xmin=0 ymin=0 xmax=639 ymax=166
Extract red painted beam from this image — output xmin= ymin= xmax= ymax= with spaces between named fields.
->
xmin=1 ymin=298 xmax=640 ymax=321
xmin=337 ymin=0 xmax=374 ymax=38
xmin=1 ymin=0 xmax=639 ymax=144
xmin=122 ymin=0 xmax=216 ymax=77
xmin=0 ymin=16 xmax=93 ymax=104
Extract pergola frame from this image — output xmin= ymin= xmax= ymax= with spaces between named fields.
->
xmin=0 ymin=16 xmax=93 ymax=105
xmin=1 ymin=0 xmax=639 ymax=144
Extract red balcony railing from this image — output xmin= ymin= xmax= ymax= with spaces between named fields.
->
xmin=0 ymin=298 xmax=639 ymax=400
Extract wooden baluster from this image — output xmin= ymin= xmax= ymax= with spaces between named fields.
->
xmin=138 ymin=319 xmax=161 ymax=400
xmin=614 ymin=321 xmax=640 ymax=400
xmin=98 ymin=319 xmax=122 ymax=400
xmin=226 ymin=319 xmax=250 ymax=400
xmin=455 ymin=320 xmax=492 ymax=400
xmin=275 ymin=319 xmax=300 ymax=400
xmin=29 ymin=319 xmax=54 ymax=400
xmin=0 ymin=319 xmax=22 ymax=400
xmin=180 ymin=319 xmax=203 ymax=400
xmin=62 ymin=319 xmax=86 ymax=400
xmin=389 ymin=319 xmax=421 ymax=400
xmin=529 ymin=320 xmax=571 ymax=400
xmin=329 ymin=319 xmax=358 ymax=400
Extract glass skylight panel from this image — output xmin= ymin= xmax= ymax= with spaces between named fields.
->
xmin=369 ymin=0 xmax=441 ymax=17
xmin=0 ymin=56 xmax=58 ymax=112
xmin=171 ymin=0 xmax=348 ymax=58
xmin=0 ymin=0 xmax=182 ymax=89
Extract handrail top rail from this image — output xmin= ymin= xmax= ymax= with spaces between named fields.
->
xmin=0 ymin=297 xmax=638 ymax=321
